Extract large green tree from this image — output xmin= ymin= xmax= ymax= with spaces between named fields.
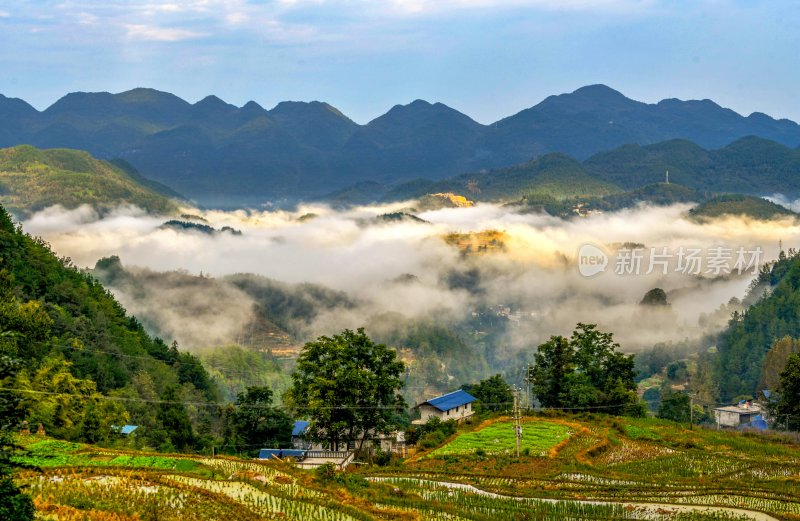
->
xmin=463 ymin=374 xmax=513 ymax=413
xmin=530 ymin=323 xmax=642 ymax=415
xmin=658 ymin=391 xmax=691 ymax=423
xmin=530 ymin=335 xmax=574 ymax=408
xmin=288 ymin=328 xmax=405 ymax=451
xmin=771 ymin=353 xmax=800 ymax=431
xmin=0 ymin=356 xmax=34 ymax=520
xmin=227 ymin=386 xmax=292 ymax=455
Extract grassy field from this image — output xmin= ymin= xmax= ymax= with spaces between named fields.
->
xmin=11 ymin=414 xmax=800 ymax=520
xmin=430 ymin=420 xmax=571 ymax=456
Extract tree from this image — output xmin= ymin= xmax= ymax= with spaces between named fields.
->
xmin=530 ymin=323 xmax=642 ymax=415
xmin=156 ymin=385 xmax=194 ymax=451
xmin=0 ymin=356 xmax=34 ymax=520
xmin=530 ymin=335 xmax=574 ymax=408
xmin=658 ymin=391 xmax=691 ymax=423
xmin=640 ymin=288 xmax=670 ymax=306
xmin=288 ymin=328 xmax=406 ymax=451
xmin=759 ymin=336 xmax=800 ymax=392
xmin=464 ymin=374 xmax=513 ymax=413
xmin=228 ymin=386 xmax=292 ymax=455
xmin=771 ymin=353 xmax=800 ymax=431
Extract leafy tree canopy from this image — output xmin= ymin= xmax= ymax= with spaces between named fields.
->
xmin=462 ymin=374 xmax=513 ymax=413
xmin=530 ymin=323 xmax=643 ymax=416
xmin=772 ymin=353 xmax=800 ymax=431
xmin=226 ymin=386 xmax=292 ymax=455
xmin=287 ymin=328 xmax=406 ymax=451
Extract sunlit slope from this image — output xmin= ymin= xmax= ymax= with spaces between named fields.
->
xmin=0 ymin=145 xmax=179 ymax=215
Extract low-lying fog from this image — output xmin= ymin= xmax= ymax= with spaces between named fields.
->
xmin=22 ymin=201 xmax=800 ymax=354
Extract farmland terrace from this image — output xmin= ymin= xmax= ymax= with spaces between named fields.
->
xmin=12 ymin=413 xmax=800 ymax=520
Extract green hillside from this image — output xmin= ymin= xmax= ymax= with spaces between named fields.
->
xmin=689 ymin=194 xmax=797 ymax=220
xmin=384 ymin=153 xmax=621 ymax=202
xmin=585 ymin=136 xmax=800 ymax=194
xmin=0 ymin=145 xmax=179 ymax=215
xmin=513 ymin=183 xmax=709 ymax=218
xmin=600 ymin=182 xmax=709 ymax=210
xmin=372 ymin=136 xmax=800 ymax=207
xmin=0 ymin=204 xmax=217 ymax=451
xmin=716 ymin=250 xmax=800 ymax=401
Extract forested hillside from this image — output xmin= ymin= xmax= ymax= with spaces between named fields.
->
xmin=0 ymin=145 xmax=179 ymax=216
xmin=689 ymin=194 xmax=797 ymax=220
xmin=716 ymin=250 xmax=800 ymax=401
xmin=382 ymin=153 xmax=621 ymax=202
xmin=356 ymin=136 xmax=800 ymax=206
xmin=0 ymin=205 xmax=217 ymax=450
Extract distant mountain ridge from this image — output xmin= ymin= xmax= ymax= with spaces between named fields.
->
xmin=1 ymin=85 xmax=799 ymax=205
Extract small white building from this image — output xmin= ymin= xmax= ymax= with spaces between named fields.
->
xmin=714 ymin=402 xmax=765 ymax=429
xmin=414 ymin=389 xmax=477 ymax=425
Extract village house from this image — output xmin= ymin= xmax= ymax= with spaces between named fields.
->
xmin=713 ymin=402 xmax=767 ymax=429
xmin=290 ymin=419 xmax=405 ymax=454
xmin=413 ymin=389 xmax=477 ymax=425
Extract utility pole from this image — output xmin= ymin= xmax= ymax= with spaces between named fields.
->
xmin=689 ymin=394 xmax=693 ymax=431
xmin=524 ymin=363 xmax=532 ymax=413
xmin=512 ymin=385 xmax=522 ymax=457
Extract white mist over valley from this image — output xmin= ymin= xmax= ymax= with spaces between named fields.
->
xmin=22 ymin=201 xmax=799 ymax=355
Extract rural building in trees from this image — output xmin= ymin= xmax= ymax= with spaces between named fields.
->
xmin=414 ymin=389 xmax=476 ymax=424
xmin=713 ymin=402 xmax=766 ymax=429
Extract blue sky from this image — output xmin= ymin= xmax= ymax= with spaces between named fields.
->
xmin=0 ymin=0 xmax=798 ymax=124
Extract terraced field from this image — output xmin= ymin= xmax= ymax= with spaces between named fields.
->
xmin=428 ymin=420 xmax=571 ymax=456
xmin=368 ymin=415 xmax=800 ymax=520
xmin=12 ymin=414 xmax=800 ymax=520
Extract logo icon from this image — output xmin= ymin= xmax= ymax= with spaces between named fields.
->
xmin=578 ymin=244 xmax=608 ymax=277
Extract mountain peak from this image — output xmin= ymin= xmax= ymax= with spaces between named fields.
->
xmin=269 ymin=100 xmax=352 ymax=122
xmin=379 ymin=99 xmax=472 ymax=122
xmin=116 ymin=88 xmax=189 ymax=107
xmin=0 ymin=94 xmax=38 ymax=118
xmin=529 ymin=84 xmax=640 ymax=117
xmin=194 ymin=95 xmax=236 ymax=111
xmin=571 ymin=84 xmax=627 ymax=100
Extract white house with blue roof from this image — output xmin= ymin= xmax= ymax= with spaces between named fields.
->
xmin=414 ymin=389 xmax=476 ymax=424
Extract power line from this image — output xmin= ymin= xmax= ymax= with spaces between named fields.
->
xmin=0 ymin=386 xmax=667 ymax=412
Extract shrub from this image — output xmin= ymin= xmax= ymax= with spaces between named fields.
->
xmin=374 ymin=448 xmax=392 ymax=466
xmin=314 ymin=462 xmax=337 ymax=482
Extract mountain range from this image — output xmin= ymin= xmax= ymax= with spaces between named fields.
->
xmin=2 ymin=85 xmax=799 ymax=206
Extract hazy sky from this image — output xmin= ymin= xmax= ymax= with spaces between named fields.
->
xmin=1 ymin=0 xmax=798 ymax=124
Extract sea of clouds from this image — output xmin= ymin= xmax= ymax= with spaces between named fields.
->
xmin=22 ymin=201 xmax=800 ymax=352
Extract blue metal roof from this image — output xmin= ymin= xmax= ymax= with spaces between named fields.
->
xmin=258 ymin=449 xmax=306 ymax=460
xmin=292 ymin=420 xmax=310 ymax=437
xmin=419 ymin=389 xmax=476 ymax=412
xmin=111 ymin=425 xmax=138 ymax=435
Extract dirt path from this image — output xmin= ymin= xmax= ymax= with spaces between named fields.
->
xmin=368 ymin=477 xmax=781 ymax=521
